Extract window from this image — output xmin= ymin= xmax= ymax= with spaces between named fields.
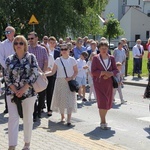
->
xmin=135 ymin=35 xmax=140 ymax=41
xmin=138 ymin=0 xmax=140 ymax=5
xmin=146 ymin=31 xmax=150 ymax=39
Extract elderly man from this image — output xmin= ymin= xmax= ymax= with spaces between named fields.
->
xmin=42 ymin=36 xmax=49 ymax=48
xmin=28 ymin=31 xmax=48 ymax=121
xmin=0 ymin=26 xmax=15 ymax=114
xmin=132 ymin=39 xmax=144 ymax=78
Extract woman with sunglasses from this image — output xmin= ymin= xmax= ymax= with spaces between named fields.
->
xmin=5 ymin=35 xmax=39 ymax=150
xmin=45 ymin=44 xmax=78 ymax=126
xmin=91 ymin=40 xmax=118 ymax=130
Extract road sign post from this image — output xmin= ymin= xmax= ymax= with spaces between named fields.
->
xmin=28 ymin=15 xmax=39 ymax=31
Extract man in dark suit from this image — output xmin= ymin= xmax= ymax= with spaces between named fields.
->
xmin=46 ymin=36 xmax=60 ymax=116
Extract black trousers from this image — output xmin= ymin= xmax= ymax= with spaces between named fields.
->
xmin=125 ymin=58 xmax=128 ymax=76
xmin=33 ymin=90 xmax=46 ymax=118
xmin=133 ymin=58 xmax=142 ymax=74
xmin=46 ymin=76 xmax=56 ymax=112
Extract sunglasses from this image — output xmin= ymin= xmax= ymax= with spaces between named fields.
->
xmin=5 ymin=31 xmax=12 ymax=35
xmin=28 ymin=37 xmax=34 ymax=40
xmin=14 ymin=42 xmax=24 ymax=46
xmin=61 ymin=48 xmax=68 ymax=51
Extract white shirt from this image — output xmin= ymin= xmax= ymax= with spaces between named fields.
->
xmin=132 ymin=44 xmax=144 ymax=58
xmin=103 ymin=58 xmax=109 ymax=67
xmin=48 ymin=48 xmax=55 ymax=58
xmin=76 ymin=58 xmax=87 ymax=78
xmin=41 ymin=42 xmax=49 ymax=49
xmin=55 ymin=56 xmax=77 ymax=78
xmin=0 ymin=39 xmax=15 ymax=68
xmin=48 ymin=54 xmax=54 ymax=69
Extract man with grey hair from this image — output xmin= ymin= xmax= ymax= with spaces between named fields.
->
xmin=0 ymin=26 xmax=15 ymax=114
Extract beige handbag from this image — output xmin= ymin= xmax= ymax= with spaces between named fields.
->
xmin=29 ymin=55 xmax=48 ymax=93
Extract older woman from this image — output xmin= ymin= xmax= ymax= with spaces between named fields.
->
xmin=91 ymin=40 xmax=118 ymax=130
xmin=5 ymin=35 xmax=39 ymax=150
xmin=45 ymin=44 xmax=78 ymax=126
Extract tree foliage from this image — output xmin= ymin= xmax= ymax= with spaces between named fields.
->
xmin=0 ymin=0 xmax=108 ymax=40
xmin=102 ymin=13 xmax=124 ymax=43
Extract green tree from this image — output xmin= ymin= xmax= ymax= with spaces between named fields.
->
xmin=102 ymin=13 xmax=124 ymax=46
xmin=0 ymin=0 xmax=108 ymax=40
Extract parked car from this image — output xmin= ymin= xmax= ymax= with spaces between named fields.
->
xmin=108 ymin=43 xmax=115 ymax=50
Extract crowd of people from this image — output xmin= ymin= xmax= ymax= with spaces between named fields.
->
xmin=0 ymin=25 xmax=149 ymax=150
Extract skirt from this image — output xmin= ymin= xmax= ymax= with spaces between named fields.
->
xmin=51 ymin=78 xmax=77 ymax=114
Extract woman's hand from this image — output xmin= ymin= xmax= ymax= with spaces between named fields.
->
xmin=103 ymin=76 xmax=108 ymax=79
xmin=105 ymin=71 xmax=113 ymax=78
xmin=65 ymin=77 xmax=72 ymax=82
xmin=16 ymin=87 xmax=26 ymax=98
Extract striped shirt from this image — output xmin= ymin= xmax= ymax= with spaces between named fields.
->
xmin=28 ymin=44 xmax=48 ymax=71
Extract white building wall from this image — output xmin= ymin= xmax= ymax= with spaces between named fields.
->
xmin=102 ymin=0 xmax=119 ymax=19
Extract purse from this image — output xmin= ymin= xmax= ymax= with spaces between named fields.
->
xmin=60 ymin=58 xmax=79 ymax=92
xmin=29 ymin=55 xmax=48 ymax=93
xmin=111 ymin=76 xmax=118 ymax=89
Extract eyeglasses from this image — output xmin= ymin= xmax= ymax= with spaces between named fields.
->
xmin=5 ymin=31 xmax=12 ymax=35
xmin=61 ymin=48 xmax=68 ymax=51
xmin=28 ymin=37 xmax=34 ymax=40
xmin=14 ymin=42 xmax=24 ymax=46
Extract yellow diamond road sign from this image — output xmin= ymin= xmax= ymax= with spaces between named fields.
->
xmin=28 ymin=15 xmax=39 ymax=25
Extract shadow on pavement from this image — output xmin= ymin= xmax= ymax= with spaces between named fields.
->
xmin=84 ymin=127 xmax=115 ymax=140
xmin=143 ymin=127 xmax=150 ymax=139
xmin=47 ymin=120 xmax=74 ymax=132
xmin=112 ymin=103 xmax=122 ymax=109
xmin=132 ymin=77 xmax=146 ymax=81
xmin=77 ymin=100 xmax=96 ymax=109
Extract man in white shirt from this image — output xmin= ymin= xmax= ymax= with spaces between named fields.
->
xmin=41 ymin=36 xmax=49 ymax=49
xmin=132 ymin=39 xmax=144 ymax=78
xmin=0 ymin=26 xmax=15 ymax=113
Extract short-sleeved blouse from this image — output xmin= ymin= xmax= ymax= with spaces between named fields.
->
xmin=5 ymin=52 xmax=39 ymax=98
xmin=55 ymin=56 xmax=77 ymax=78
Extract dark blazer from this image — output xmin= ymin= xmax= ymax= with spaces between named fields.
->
xmin=54 ymin=49 xmax=60 ymax=60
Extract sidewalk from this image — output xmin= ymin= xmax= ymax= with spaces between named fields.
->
xmin=123 ymin=75 xmax=148 ymax=87
xmin=0 ymin=102 xmax=126 ymax=150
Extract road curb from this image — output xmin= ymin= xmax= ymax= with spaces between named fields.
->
xmin=123 ymin=81 xmax=147 ymax=87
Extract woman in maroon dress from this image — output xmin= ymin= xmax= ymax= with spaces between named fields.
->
xmin=91 ymin=40 xmax=118 ymax=130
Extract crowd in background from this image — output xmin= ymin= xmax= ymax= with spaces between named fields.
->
xmin=0 ymin=25 xmax=149 ymax=150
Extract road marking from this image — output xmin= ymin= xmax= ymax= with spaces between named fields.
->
xmin=137 ymin=117 xmax=150 ymax=122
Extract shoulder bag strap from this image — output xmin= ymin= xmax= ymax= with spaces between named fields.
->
xmin=28 ymin=54 xmax=43 ymax=73
xmin=60 ymin=58 xmax=68 ymax=78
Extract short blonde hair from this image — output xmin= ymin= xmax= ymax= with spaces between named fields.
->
xmin=5 ymin=26 xmax=15 ymax=33
xmin=13 ymin=35 xmax=28 ymax=52
xmin=116 ymin=62 xmax=122 ymax=66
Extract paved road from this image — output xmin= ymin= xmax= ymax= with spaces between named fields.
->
xmin=0 ymin=84 xmax=150 ymax=150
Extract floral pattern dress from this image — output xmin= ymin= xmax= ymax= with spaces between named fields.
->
xmin=5 ymin=52 xmax=39 ymax=98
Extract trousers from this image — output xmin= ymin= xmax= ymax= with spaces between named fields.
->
xmin=113 ymin=85 xmax=123 ymax=102
xmin=7 ymin=95 xmax=36 ymax=146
